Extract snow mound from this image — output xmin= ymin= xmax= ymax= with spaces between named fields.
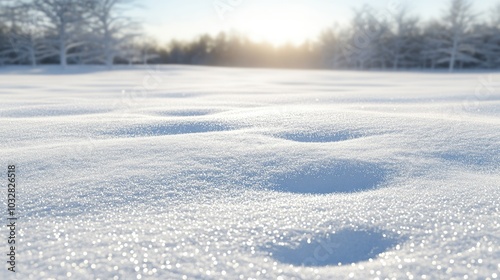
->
xmin=271 ymin=161 xmax=392 ymax=194
xmin=269 ymin=229 xmax=400 ymax=266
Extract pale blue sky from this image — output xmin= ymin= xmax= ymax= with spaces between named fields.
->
xmin=133 ymin=0 xmax=499 ymax=45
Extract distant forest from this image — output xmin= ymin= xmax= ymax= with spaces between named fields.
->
xmin=1 ymin=0 xmax=500 ymax=71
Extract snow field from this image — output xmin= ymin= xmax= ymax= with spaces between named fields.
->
xmin=0 ymin=66 xmax=499 ymax=279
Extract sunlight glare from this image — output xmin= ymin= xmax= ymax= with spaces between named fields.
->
xmin=236 ymin=6 xmax=320 ymax=46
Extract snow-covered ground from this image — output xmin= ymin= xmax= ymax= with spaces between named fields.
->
xmin=0 ymin=65 xmax=499 ymax=279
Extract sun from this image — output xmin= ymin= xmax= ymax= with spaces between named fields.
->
xmin=234 ymin=6 xmax=319 ymax=46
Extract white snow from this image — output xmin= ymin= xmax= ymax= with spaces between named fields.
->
xmin=0 ymin=65 xmax=499 ymax=279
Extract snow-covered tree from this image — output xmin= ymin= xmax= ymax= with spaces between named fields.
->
xmin=434 ymin=0 xmax=479 ymax=71
xmin=33 ymin=0 xmax=94 ymax=67
xmin=3 ymin=1 xmax=52 ymax=66
xmin=0 ymin=0 xmax=14 ymax=64
xmin=317 ymin=24 xmax=352 ymax=69
xmin=474 ymin=2 xmax=500 ymax=68
xmin=120 ymin=39 xmax=159 ymax=65
xmin=88 ymin=0 xmax=139 ymax=67
xmin=385 ymin=6 xmax=421 ymax=69
xmin=136 ymin=38 xmax=160 ymax=65
xmin=0 ymin=33 xmax=10 ymax=65
xmin=490 ymin=2 xmax=500 ymax=67
xmin=473 ymin=26 xmax=500 ymax=69
xmin=343 ymin=5 xmax=390 ymax=69
xmin=421 ymin=21 xmax=447 ymax=69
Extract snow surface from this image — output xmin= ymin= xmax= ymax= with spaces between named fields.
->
xmin=0 ymin=65 xmax=499 ymax=279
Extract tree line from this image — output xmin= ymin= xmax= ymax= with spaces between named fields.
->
xmin=1 ymin=0 xmax=499 ymax=71
xmin=0 ymin=0 xmax=142 ymax=67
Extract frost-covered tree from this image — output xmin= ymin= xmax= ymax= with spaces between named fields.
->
xmin=0 ymin=0 xmax=14 ymax=64
xmin=33 ymin=0 xmax=94 ymax=67
xmin=0 ymin=32 xmax=10 ymax=65
xmin=385 ymin=7 xmax=421 ymax=69
xmin=317 ymin=24 xmax=353 ymax=69
xmin=421 ymin=21 xmax=446 ymax=69
xmin=137 ymin=38 xmax=160 ymax=65
xmin=343 ymin=5 xmax=390 ymax=69
xmin=490 ymin=2 xmax=500 ymax=67
xmin=434 ymin=0 xmax=479 ymax=71
xmin=121 ymin=42 xmax=140 ymax=65
xmin=474 ymin=2 xmax=500 ymax=68
xmin=473 ymin=26 xmax=500 ymax=69
xmin=3 ymin=1 xmax=52 ymax=66
xmin=120 ymin=39 xmax=159 ymax=65
xmin=88 ymin=0 xmax=139 ymax=67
